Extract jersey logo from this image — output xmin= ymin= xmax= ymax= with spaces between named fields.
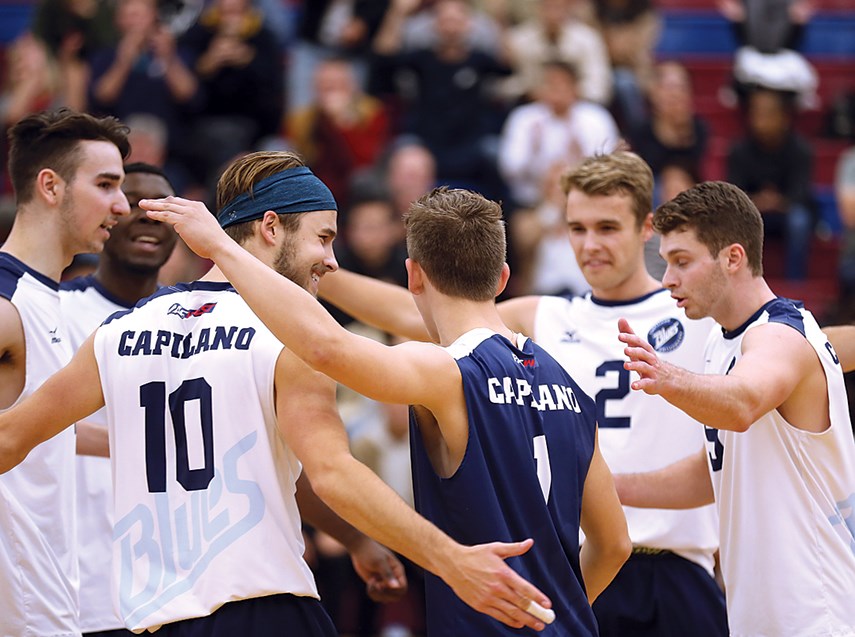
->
xmin=511 ymin=353 xmax=536 ymax=368
xmin=559 ymin=329 xmax=580 ymax=343
xmin=167 ymin=302 xmax=217 ymax=319
xmin=49 ymin=326 xmax=62 ymax=344
xmin=647 ymin=318 xmax=685 ymax=353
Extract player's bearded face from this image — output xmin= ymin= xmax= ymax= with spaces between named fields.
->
xmin=273 ymin=235 xmax=315 ymax=295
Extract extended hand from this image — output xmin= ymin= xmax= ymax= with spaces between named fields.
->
xmin=617 ymin=317 xmax=668 ymax=394
xmin=141 ymin=196 xmax=228 ymax=260
xmin=444 ymin=539 xmax=553 ymax=631
xmin=349 ymin=539 xmax=408 ymax=603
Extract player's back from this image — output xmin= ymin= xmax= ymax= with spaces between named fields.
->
xmin=411 ymin=328 xmax=598 ymax=637
xmin=93 ymin=281 xmax=317 ymax=632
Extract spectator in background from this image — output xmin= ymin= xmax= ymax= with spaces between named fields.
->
xmin=727 ymin=87 xmax=813 ymax=280
xmin=384 ymin=141 xmax=437 ymax=223
xmin=631 ymin=61 xmax=708 ymax=180
xmin=180 ymin=0 xmax=283 ymax=187
xmin=502 ymin=0 xmax=612 ymax=106
xmin=835 ymin=147 xmax=855 ymax=309
xmin=498 ymin=60 xmax=619 ymax=209
xmin=337 ymin=195 xmax=408 ymax=288
xmin=31 ymin=0 xmax=117 ymax=111
xmin=718 ymin=0 xmax=818 ymax=108
xmin=592 ymin=0 xmax=660 ymax=131
xmin=288 ymin=56 xmax=390 ymax=209
xmin=288 ymin=0 xmax=390 ymax=112
xmin=124 ymin=112 xmax=192 ymax=195
xmin=372 ymin=0 xmax=512 ymax=200
xmin=508 ymin=162 xmax=589 ymax=298
xmin=0 ymin=34 xmax=62 ymax=128
xmin=88 ymin=0 xmax=201 ymax=165
xmin=397 ymin=0 xmax=504 ymax=57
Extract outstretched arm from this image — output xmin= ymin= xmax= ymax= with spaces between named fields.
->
xmin=578 ymin=432 xmax=631 ymax=603
xmin=613 ymin=449 xmax=715 ymax=510
xmin=618 ymin=317 xmax=815 ymax=432
xmin=277 ymin=349 xmax=552 ymax=630
xmin=143 ymin=197 xmax=453 ymax=410
xmin=319 ymin=269 xmax=431 ymax=342
xmin=0 ymin=334 xmax=105 ymax=472
xmin=295 ymin=472 xmax=407 ymax=603
xmin=823 ymin=325 xmax=855 ymax=373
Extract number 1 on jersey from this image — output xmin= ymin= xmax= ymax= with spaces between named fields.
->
xmin=533 ymin=435 xmax=552 ymax=503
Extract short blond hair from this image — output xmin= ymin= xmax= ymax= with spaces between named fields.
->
xmin=560 ymin=151 xmax=653 ymax=227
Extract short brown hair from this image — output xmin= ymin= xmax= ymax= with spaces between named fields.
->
xmin=654 ymin=181 xmax=764 ymax=276
xmin=405 ymin=187 xmax=505 ymax=301
xmin=216 ymin=150 xmax=308 ymax=244
xmin=8 ymin=108 xmax=130 ymax=205
xmin=560 ymin=151 xmax=653 ymax=227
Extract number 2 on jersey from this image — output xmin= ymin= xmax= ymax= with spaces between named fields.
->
xmin=533 ymin=435 xmax=552 ymax=503
xmin=595 ymin=360 xmax=631 ymax=428
xmin=140 ymin=378 xmax=215 ymax=493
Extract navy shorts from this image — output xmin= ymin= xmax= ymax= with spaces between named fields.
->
xmin=593 ymin=551 xmax=728 ymax=637
xmin=154 ymin=594 xmax=338 ymax=637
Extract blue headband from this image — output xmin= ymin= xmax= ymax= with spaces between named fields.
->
xmin=217 ymin=166 xmax=338 ymax=229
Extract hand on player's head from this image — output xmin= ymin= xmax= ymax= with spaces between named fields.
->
xmin=141 ymin=196 xmax=227 ymax=260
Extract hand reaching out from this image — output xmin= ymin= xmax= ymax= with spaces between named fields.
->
xmin=618 ymin=318 xmax=671 ymax=395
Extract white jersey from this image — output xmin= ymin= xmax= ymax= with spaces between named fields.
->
xmin=92 ymin=282 xmax=317 ymax=632
xmin=534 ymin=289 xmax=719 ymax=572
xmin=60 ymin=275 xmax=135 ymax=632
xmin=705 ymin=297 xmax=855 ymax=637
xmin=0 ymin=253 xmax=79 ymax=637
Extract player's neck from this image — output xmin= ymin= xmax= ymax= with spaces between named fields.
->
xmin=1 ymin=214 xmax=73 ymax=281
xmin=431 ymin=296 xmax=514 ymax=347
xmin=94 ymin=261 xmax=160 ymax=305
xmin=715 ymin=277 xmax=776 ymax=332
xmin=199 ymin=264 xmax=229 ymax=283
xmin=592 ymin=269 xmax=662 ymax=303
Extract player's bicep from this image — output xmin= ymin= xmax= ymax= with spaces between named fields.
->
xmin=730 ymin=324 xmax=814 ymax=413
xmin=314 ymin=336 xmax=458 ymax=409
xmin=274 ymin=348 xmax=351 ymax=472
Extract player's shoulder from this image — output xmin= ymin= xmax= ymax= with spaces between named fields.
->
xmin=0 ymin=251 xmax=59 ymax=301
xmin=733 ymin=297 xmax=810 ymax=342
xmin=101 ymin=281 xmax=238 ymax=327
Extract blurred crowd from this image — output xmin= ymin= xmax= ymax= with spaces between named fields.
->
xmin=0 ymin=0 xmax=854 ymax=634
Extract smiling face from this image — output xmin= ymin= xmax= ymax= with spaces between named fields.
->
xmin=565 ymin=189 xmax=652 ymax=300
xmin=103 ymin=171 xmax=177 ymax=274
xmin=58 ymin=140 xmax=130 ymax=256
xmin=273 ymin=209 xmax=339 ymax=297
xmin=660 ymin=227 xmax=727 ymax=320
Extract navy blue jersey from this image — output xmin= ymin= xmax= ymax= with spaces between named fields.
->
xmin=410 ymin=329 xmax=598 ymax=636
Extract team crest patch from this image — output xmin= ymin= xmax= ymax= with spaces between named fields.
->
xmin=647 ymin=318 xmax=685 ymax=352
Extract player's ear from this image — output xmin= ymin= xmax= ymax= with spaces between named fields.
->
xmin=35 ymin=168 xmax=63 ymax=205
xmin=406 ymin=258 xmax=425 ymax=295
xmin=495 ymin=262 xmax=510 ymax=298
xmin=641 ymin=212 xmax=654 ymax=243
xmin=259 ymin=210 xmax=279 ymax=246
xmin=722 ymin=243 xmax=746 ymax=273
